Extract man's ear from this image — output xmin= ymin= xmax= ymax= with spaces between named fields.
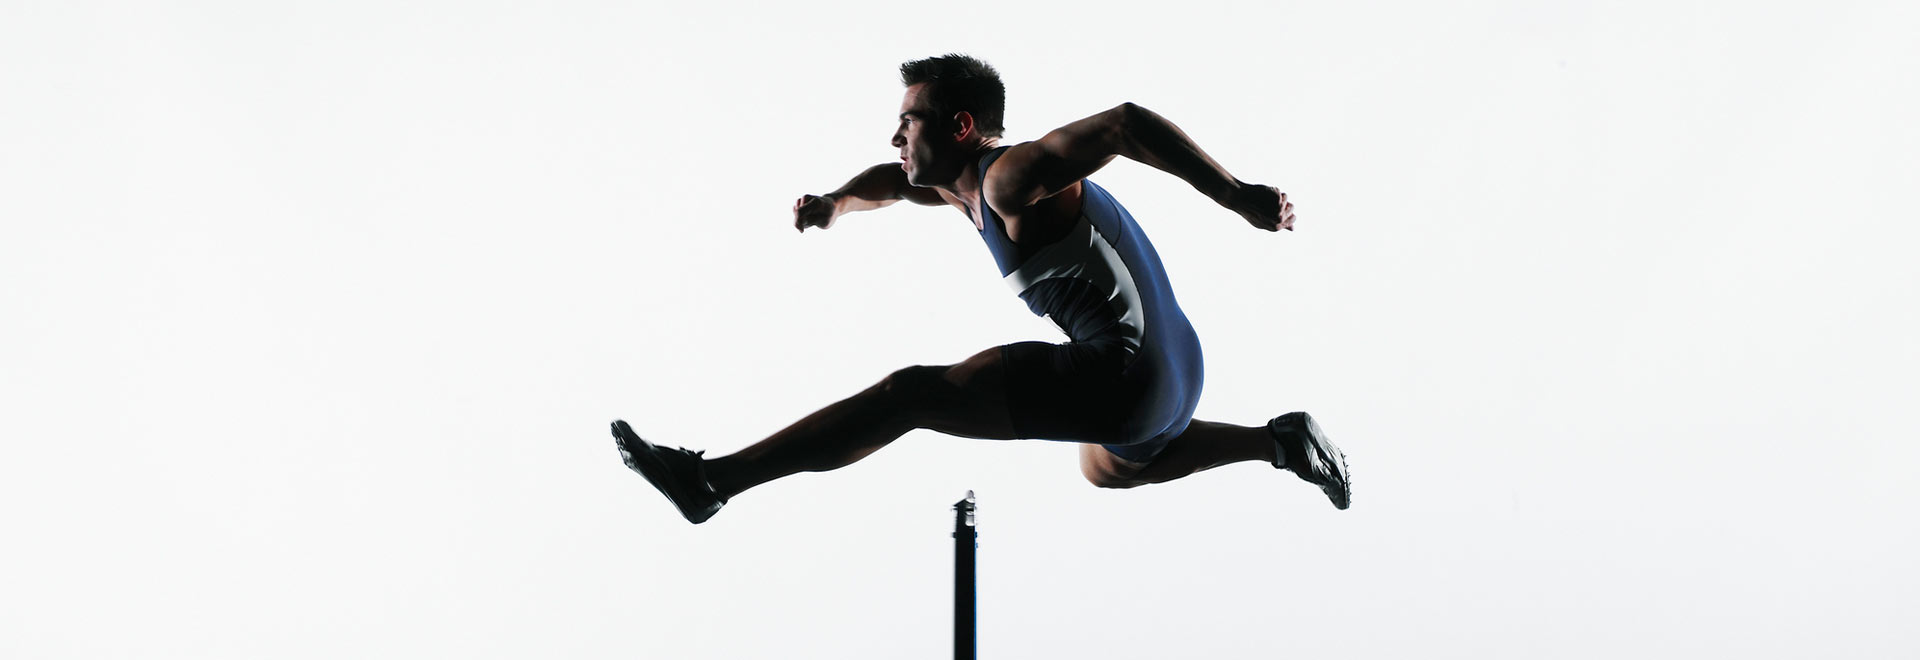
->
xmin=951 ymin=111 xmax=977 ymax=142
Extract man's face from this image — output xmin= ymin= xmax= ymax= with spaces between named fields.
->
xmin=893 ymin=83 xmax=956 ymax=187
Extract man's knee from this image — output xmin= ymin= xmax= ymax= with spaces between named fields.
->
xmin=1080 ymin=446 xmax=1146 ymax=489
xmin=875 ymin=364 xmax=954 ymax=408
xmin=1083 ymin=468 xmax=1141 ymax=489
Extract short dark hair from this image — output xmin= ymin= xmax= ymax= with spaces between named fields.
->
xmin=899 ymin=54 xmax=1006 ymax=138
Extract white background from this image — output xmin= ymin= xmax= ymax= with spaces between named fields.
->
xmin=4 ymin=1 xmax=1916 ymax=658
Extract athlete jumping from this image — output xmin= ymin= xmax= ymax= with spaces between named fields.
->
xmin=614 ymin=54 xmax=1349 ymax=524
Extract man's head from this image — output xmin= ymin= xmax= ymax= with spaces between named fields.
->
xmin=893 ymin=54 xmax=1005 ymax=187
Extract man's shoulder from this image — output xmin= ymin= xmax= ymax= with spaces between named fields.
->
xmin=979 ymin=142 xmax=1037 ymax=212
xmin=976 ymin=142 xmax=1023 ymax=180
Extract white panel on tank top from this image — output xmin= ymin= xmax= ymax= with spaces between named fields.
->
xmin=1001 ymin=215 xmax=1145 ymax=348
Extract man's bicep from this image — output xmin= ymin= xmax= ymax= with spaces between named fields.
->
xmin=864 ymin=162 xmax=945 ymax=206
xmin=900 ymin=182 xmax=947 ymax=206
xmin=848 ymin=162 xmax=943 ymax=206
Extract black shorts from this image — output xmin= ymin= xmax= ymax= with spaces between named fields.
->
xmin=999 ymin=329 xmax=1204 ymax=463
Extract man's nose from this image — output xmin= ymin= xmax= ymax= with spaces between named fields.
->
xmin=891 ymin=133 xmax=905 ymax=148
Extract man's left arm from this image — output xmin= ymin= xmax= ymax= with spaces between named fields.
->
xmin=986 ymin=103 xmax=1295 ymax=231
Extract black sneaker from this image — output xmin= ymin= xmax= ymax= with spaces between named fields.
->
xmin=612 ymin=420 xmax=726 ymax=524
xmin=1269 ymin=412 xmax=1351 ymax=510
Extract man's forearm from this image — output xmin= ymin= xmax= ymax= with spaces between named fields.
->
xmin=1114 ymin=103 xmax=1242 ymax=206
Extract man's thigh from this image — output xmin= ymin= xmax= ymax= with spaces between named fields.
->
xmin=907 ymin=345 xmax=1020 ymax=440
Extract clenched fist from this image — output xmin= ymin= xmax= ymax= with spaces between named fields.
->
xmin=1226 ymin=184 xmax=1296 ymax=232
xmin=794 ymin=193 xmax=840 ymax=232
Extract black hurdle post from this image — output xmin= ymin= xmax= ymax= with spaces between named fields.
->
xmin=953 ymin=490 xmax=977 ymax=660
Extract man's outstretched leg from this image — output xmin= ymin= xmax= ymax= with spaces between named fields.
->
xmin=614 ymin=347 xmax=1018 ymax=523
xmin=1079 ymin=413 xmax=1352 ymax=509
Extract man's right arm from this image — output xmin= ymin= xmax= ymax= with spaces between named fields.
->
xmin=985 ymin=103 xmax=1296 ymax=232
xmin=794 ymin=163 xmax=945 ymax=232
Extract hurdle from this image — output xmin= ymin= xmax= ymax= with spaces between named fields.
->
xmin=953 ymin=490 xmax=977 ymax=660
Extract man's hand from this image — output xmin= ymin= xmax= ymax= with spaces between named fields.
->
xmin=793 ymin=193 xmax=839 ymax=232
xmin=1226 ymin=183 xmax=1296 ymax=232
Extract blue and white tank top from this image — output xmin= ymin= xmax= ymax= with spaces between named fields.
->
xmin=974 ymin=147 xmax=1193 ymax=351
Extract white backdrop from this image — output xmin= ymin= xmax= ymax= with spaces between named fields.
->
xmin=4 ymin=1 xmax=1916 ymax=658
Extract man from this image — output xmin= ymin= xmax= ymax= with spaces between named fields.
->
xmin=614 ymin=54 xmax=1349 ymax=524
